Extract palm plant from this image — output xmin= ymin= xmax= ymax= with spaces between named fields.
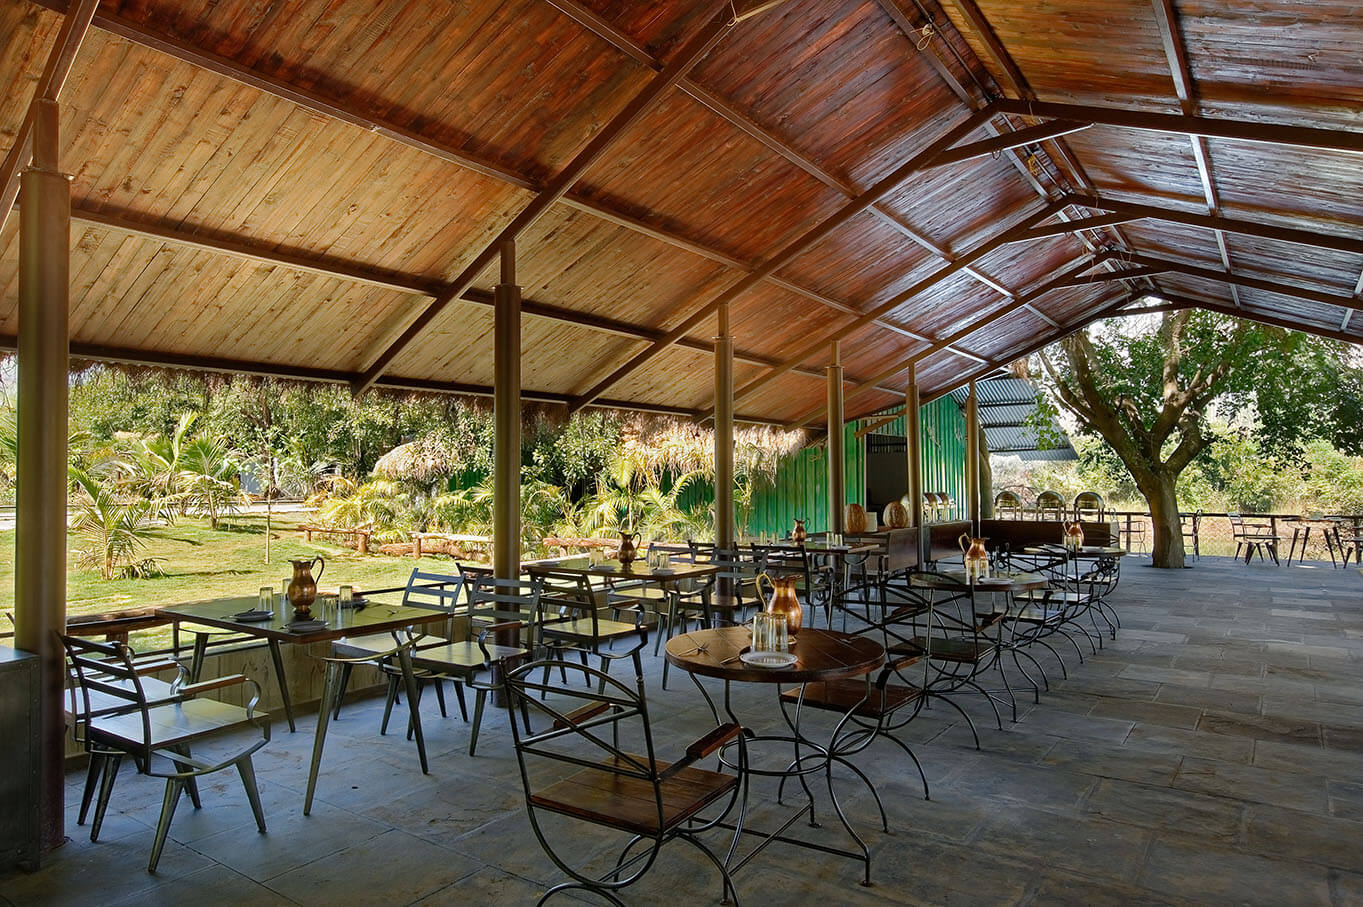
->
xmin=126 ymin=412 xmax=197 ymax=517
xmin=178 ymin=435 xmax=244 ymax=529
xmin=70 ymin=466 xmax=156 ymax=580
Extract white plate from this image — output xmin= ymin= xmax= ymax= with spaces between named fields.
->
xmin=739 ymin=651 xmax=797 ymax=669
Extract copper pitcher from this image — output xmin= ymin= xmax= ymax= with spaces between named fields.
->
xmin=1063 ymin=520 xmax=1085 ymax=551
xmin=959 ymin=533 xmax=989 ymax=582
xmin=757 ymin=572 xmax=802 ymax=635
xmin=791 ymin=518 xmax=807 ymax=543
xmin=287 ymin=556 xmax=325 ymax=617
xmin=617 ymin=530 xmax=640 ymax=567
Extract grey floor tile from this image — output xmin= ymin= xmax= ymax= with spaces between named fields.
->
xmin=262 ymin=829 xmax=479 ymax=904
xmin=1139 ymin=834 xmax=1332 ymax=905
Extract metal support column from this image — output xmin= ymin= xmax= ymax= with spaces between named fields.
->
xmin=713 ymin=302 xmax=734 ymax=551
xmin=15 ymin=97 xmax=69 ymax=850
xmin=492 ymin=241 xmax=521 ymax=580
xmin=826 ymin=341 xmax=845 ymax=534
xmin=965 ymin=379 xmax=980 ymax=531
xmin=905 ymin=365 xmax=924 ymax=561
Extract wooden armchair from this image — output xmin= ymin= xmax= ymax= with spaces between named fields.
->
xmin=503 ymin=658 xmax=743 ymax=905
xmin=61 ymin=634 xmax=270 ymax=872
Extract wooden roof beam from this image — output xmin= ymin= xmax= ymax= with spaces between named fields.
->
xmin=789 ymin=253 xmax=1113 ymax=426
xmin=927 ymin=121 xmax=1092 ymax=169
xmin=1064 ymin=193 xmax=1363 ymax=258
xmin=353 ymin=3 xmax=736 ymax=394
xmin=1126 ymin=253 xmax=1363 ymax=312
xmin=1011 ymin=213 xmax=1144 ymax=243
xmin=993 ymin=99 xmax=1363 ymax=155
xmin=727 ymin=200 xmax=1063 ymax=409
xmin=0 ymin=0 xmax=100 ymax=234
xmin=1147 ymin=293 xmax=1363 ymax=346
xmin=1051 ymin=265 xmax=1170 ymax=289
xmin=54 ymin=203 xmax=891 ymax=393
xmin=561 ymin=105 xmax=998 ymax=414
xmin=543 ymin=0 xmax=1020 ymax=341
xmin=0 ymin=334 xmax=789 ymax=426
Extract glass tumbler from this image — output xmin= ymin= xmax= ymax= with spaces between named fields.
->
xmin=751 ymin=612 xmax=789 ymax=653
xmin=258 ymin=586 xmax=273 ymax=612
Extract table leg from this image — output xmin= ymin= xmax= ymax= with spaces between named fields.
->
xmin=266 ymin=639 xmax=296 ymax=733
xmin=304 ymin=660 xmax=338 ymax=815
xmin=397 ymin=647 xmax=429 ymax=774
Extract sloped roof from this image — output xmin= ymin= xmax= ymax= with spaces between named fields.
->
xmin=1 ymin=0 xmax=1359 ymax=428
xmin=948 ymin=377 xmax=1077 ymax=461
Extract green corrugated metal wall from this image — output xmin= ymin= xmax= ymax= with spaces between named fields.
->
xmin=744 ymin=398 xmax=966 ymax=535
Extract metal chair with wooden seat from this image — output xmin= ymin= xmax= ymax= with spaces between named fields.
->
xmin=1180 ymin=510 xmax=1202 ymax=560
xmin=503 ymin=658 xmax=744 ymax=906
xmin=1229 ymin=512 xmax=1281 ymax=564
xmin=61 ymin=634 xmax=271 ymax=872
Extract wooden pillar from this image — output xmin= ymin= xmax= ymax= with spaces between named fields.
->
xmin=713 ymin=302 xmax=734 ymax=551
xmin=826 ymin=341 xmax=845 ymax=534
xmin=493 ymin=241 xmax=520 ymax=580
xmin=905 ymin=364 xmax=924 ymax=559
xmin=15 ymin=97 xmax=69 ymax=850
xmin=965 ymin=379 xmax=980 ymax=530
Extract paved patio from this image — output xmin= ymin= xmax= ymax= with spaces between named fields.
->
xmin=4 ymin=556 xmax=1362 ymax=906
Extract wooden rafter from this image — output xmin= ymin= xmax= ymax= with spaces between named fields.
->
xmin=927 ymin=120 xmax=1092 ymax=169
xmin=1127 ymin=253 xmax=1363 ymax=312
xmin=728 ymin=201 xmax=1063 ymax=408
xmin=1060 ymin=194 xmax=1363 ymax=258
xmin=1146 ymin=293 xmax=1363 ymax=346
xmin=1051 ymin=265 xmax=1169 ymax=290
xmin=50 ymin=203 xmax=900 ymax=393
xmin=353 ymin=3 xmax=735 ymax=394
xmin=34 ymin=1 xmax=923 ymax=391
xmin=0 ymin=335 xmax=788 ymax=427
xmin=789 ymin=253 xmax=1113 ymax=426
xmin=562 ymin=106 xmax=997 ymax=414
xmin=0 ymin=0 xmax=100 ymax=234
xmin=993 ymin=99 xmax=1363 ymax=155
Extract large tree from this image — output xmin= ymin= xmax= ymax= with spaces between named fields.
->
xmin=1033 ymin=308 xmax=1357 ymax=567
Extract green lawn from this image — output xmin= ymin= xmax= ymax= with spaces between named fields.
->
xmin=0 ymin=512 xmax=471 ymax=650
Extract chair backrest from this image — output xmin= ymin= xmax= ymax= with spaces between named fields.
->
xmin=503 ymin=659 xmax=666 ymax=885
xmin=1073 ymin=491 xmax=1104 ymax=520
xmin=401 ymin=568 xmax=466 ymax=613
xmin=1180 ymin=511 xmax=1202 ymax=534
xmin=1227 ymin=512 xmax=1245 ymax=536
xmin=465 ymin=574 xmax=539 ymax=644
xmin=1036 ymin=490 xmax=1065 ymax=519
xmin=60 ymin=634 xmax=158 ymax=765
xmin=993 ymin=490 xmax=1023 ymax=518
xmin=530 ymin=568 xmax=609 ymax=641
xmin=646 ymin=542 xmax=695 ymax=564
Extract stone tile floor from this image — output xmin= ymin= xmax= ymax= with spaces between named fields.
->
xmin=3 ymin=556 xmax=1362 ymax=905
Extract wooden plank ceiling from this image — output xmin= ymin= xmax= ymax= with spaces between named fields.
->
xmin=1 ymin=0 xmax=1360 ymax=428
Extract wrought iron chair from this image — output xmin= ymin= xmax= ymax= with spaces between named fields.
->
xmin=503 ymin=658 xmax=744 ymax=906
xmin=61 ymin=634 xmax=270 ymax=872
xmin=1179 ymin=510 xmax=1202 ymax=560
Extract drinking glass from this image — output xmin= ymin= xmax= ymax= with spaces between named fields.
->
xmin=751 ymin=612 xmax=788 ymax=653
xmin=339 ymin=585 xmax=354 ymax=608
xmin=258 ymin=586 xmax=273 ymax=611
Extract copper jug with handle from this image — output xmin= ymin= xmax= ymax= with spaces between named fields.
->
xmin=757 ymin=572 xmax=802 ymax=635
xmin=617 ymin=530 xmax=640 ymax=567
xmin=288 ymin=556 xmax=325 ymax=617
xmin=791 ymin=518 xmax=807 ymax=543
xmin=959 ymin=533 xmax=989 ymax=582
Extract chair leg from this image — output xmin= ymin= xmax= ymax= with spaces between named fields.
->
xmin=433 ymin=679 xmax=448 ymax=718
xmin=397 ymin=649 xmax=430 ymax=775
xmin=305 ymin=660 xmax=340 ymax=816
xmin=380 ymin=672 xmax=402 ymax=735
xmin=169 ymin=745 xmax=203 ymax=809
xmin=469 ymin=688 xmax=487 ymax=756
xmin=332 ymin=663 xmax=354 ymax=719
xmin=236 ymin=756 xmax=267 ymax=833
xmin=451 ymin=680 xmax=469 ymax=722
xmin=78 ymin=752 xmax=104 ymax=825
xmin=90 ymin=753 xmax=123 ymax=842
xmin=148 ymin=779 xmax=185 ymax=873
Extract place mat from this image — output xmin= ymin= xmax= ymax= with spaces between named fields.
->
xmin=232 ymin=609 xmax=276 ymax=622
xmin=285 ymin=619 xmax=328 ymax=632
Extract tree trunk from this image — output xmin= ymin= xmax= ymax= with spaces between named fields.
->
xmin=1141 ymin=471 xmax=1186 ymax=568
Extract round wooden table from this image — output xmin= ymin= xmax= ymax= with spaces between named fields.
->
xmin=664 ymin=626 xmax=886 ymax=885
xmin=663 ymin=625 xmax=884 ymax=685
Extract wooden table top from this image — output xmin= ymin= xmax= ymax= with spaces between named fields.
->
xmin=911 ymin=570 xmax=1049 ymax=592
xmin=156 ymin=595 xmax=447 ymax=645
xmin=664 ymin=626 xmax=884 ymax=684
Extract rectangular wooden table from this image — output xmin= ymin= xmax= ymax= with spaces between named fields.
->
xmin=156 ymin=596 xmax=447 ymax=732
